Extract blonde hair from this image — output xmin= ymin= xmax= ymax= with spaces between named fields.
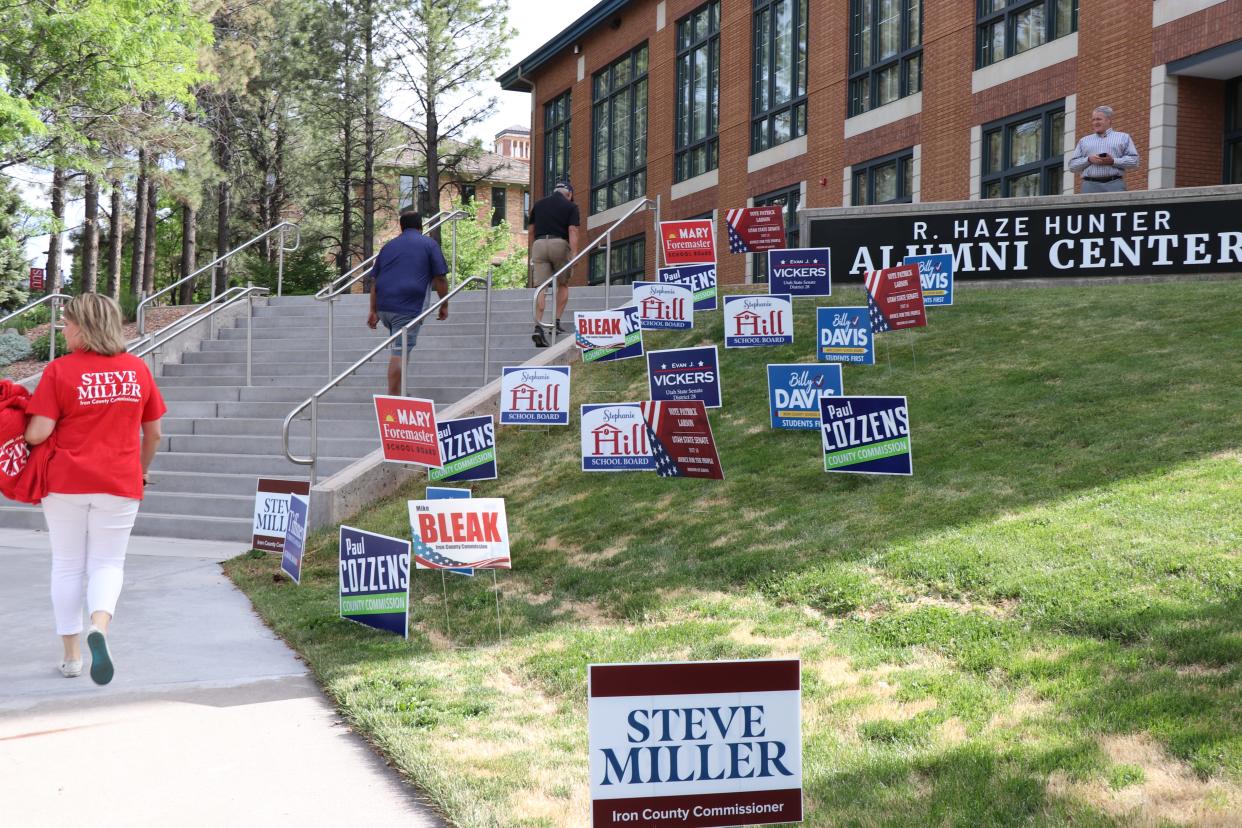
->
xmin=63 ymin=294 xmax=127 ymax=356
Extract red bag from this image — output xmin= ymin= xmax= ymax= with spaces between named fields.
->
xmin=0 ymin=379 xmax=53 ymax=504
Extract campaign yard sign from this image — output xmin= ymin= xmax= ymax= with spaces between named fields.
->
xmin=576 ymin=311 xmax=627 ymax=349
xmin=426 ymin=487 xmax=474 ymax=576
xmin=428 ymin=415 xmax=496 ymax=483
xmin=280 ymin=493 xmax=309 ymax=584
xmin=658 ymin=264 xmax=718 ymax=312
xmin=634 ymin=281 xmax=695 ymax=331
xmin=339 ymin=526 xmax=411 ymax=638
xmin=500 ymin=366 xmax=570 ymax=425
xmin=820 ymin=396 xmax=912 ymax=476
xmin=581 ymin=403 xmax=656 ymax=472
xmin=815 ymin=307 xmax=874 ymax=365
xmin=253 ymin=478 xmax=312 ymax=552
xmin=768 ymin=248 xmax=831 ymax=297
xmin=641 ymin=400 xmax=724 ymax=480
xmin=647 ymin=346 xmax=721 ymax=409
xmin=660 ymin=219 xmax=716 ymax=265
xmin=723 ymin=295 xmax=793 ymax=348
xmin=864 ymin=264 xmax=927 ymax=333
xmin=409 ymin=497 xmax=511 ymax=569
xmin=588 ymin=659 xmax=803 ymax=828
xmin=588 ymin=304 xmax=644 ymax=363
xmin=374 ymin=395 xmax=443 ymax=467
xmin=903 ymin=253 xmax=954 ymax=306
xmin=766 ymin=364 xmax=844 ymax=430
xmin=726 ymin=206 xmax=787 ymax=253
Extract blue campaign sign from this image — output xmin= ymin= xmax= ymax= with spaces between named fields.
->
xmin=657 ymin=264 xmax=718 ymax=312
xmin=903 ymin=253 xmax=954 ymax=306
xmin=769 ymin=248 xmax=832 ymax=297
xmin=723 ymin=294 xmax=794 ymax=348
xmin=339 ymin=526 xmax=411 ymax=638
xmin=590 ymin=304 xmax=644 ymax=363
xmin=816 ymin=306 xmax=874 ymax=365
xmin=647 ymin=345 xmax=721 ymax=408
xmin=820 ymin=395 xmax=912 ymax=475
xmin=580 ymin=403 xmax=656 ymax=472
xmin=499 ymin=366 xmax=570 ymax=424
xmin=280 ymin=493 xmax=309 ymax=584
xmin=633 ymin=281 xmax=694 ymax=330
xmin=767 ymin=363 xmax=844 ymax=430
xmin=428 ymin=415 xmax=496 ymax=483
xmin=425 ymin=487 xmax=474 ymax=575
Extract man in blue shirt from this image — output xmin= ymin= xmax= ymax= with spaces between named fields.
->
xmin=366 ymin=211 xmax=449 ymax=395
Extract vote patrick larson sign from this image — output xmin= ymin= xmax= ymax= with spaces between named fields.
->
xmin=767 ymin=364 xmax=843 ymax=430
xmin=339 ymin=526 xmax=411 ymax=638
xmin=647 ymin=345 xmax=721 ymax=408
xmin=820 ymin=395 xmax=912 ymax=475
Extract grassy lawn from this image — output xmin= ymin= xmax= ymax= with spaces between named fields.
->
xmin=226 ymin=280 xmax=1242 ymax=827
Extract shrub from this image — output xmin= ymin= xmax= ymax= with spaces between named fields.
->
xmin=29 ymin=330 xmax=68 ymax=360
xmin=0 ymin=331 xmax=32 ymax=366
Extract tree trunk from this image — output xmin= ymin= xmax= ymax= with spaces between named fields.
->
xmin=142 ymin=177 xmax=157 ymax=295
xmin=106 ymin=177 xmax=123 ymax=300
xmin=47 ymin=166 xmax=65 ymax=294
xmin=130 ymin=150 xmax=148 ymax=299
xmin=216 ymin=174 xmax=231 ymax=294
xmin=339 ymin=119 xmax=353 ymax=275
xmin=362 ymin=0 xmax=376 ymax=261
xmin=82 ymin=173 xmax=99 ymax=292
xmin=179 ymin=204 xmax=197 ymax=304
xmin=425 ymin=103 xmax=440 ymax=245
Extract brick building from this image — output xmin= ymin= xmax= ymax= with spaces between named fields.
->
xmin=499 ymin=0 xmax=1242 ymax=285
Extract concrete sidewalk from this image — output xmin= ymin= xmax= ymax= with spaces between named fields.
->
xmin=0 ymin=528 xmax=443 ymax=827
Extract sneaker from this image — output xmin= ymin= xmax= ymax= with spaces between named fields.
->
xmin=86 ymin=626 xmax=114 ymax=686
xmin=532 ymin=326 xmax=549 ymax=348
xmin=59 ymin=660 xmax=82 ymax=678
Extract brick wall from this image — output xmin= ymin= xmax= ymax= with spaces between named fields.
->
xmin=1154 ymin=0 xmax=1242 ymax=65
xmin=1176 ymin=76 xmax=1227 ymax=187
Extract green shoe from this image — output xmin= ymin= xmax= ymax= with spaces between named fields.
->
xmin=86 ymin=627 xmax=114 ymax=686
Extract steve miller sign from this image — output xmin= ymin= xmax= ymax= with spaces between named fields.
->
xmin=588 ymin=659 xmax=802 ymax=828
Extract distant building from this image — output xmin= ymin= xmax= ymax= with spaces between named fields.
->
xmin=494 ymin=125 xmax=531 ymax=161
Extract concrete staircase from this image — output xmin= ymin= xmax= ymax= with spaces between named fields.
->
xmin=0 ymin=286 xmax=627 ymax=542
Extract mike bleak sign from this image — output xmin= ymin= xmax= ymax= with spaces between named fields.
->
xmin=588 ymin=659 xmax=803 ymax=828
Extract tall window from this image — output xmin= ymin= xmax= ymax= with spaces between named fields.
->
xmin=977 ymin=0 xmax=1077 ymax=68
xmin=752 ymin=0 xmax=809 ymax=154
xmin=459 ymin=184 xmax=476 ymax=203
xmin=981 ymin=102 xmax=1065 ymax=198
xmin=751 ymin=186 xmax=801 ymax=282
xmin=491 ymin=187 xmax=506 ymax=226
xmin=675 ymin=2 xmax=721 ymax=183
xmin=543 ymin=90 xmax=572 ymax=197
xmin=592 ymin=44 xmax=649 ymax=214
xmin=589 ymin=234 xmax=645 ymax=285
xmin=398 ymin=174 xmax=416 ymax=211
xmin=523 ymin=190 xmax=531 ymax=229
xmin=1227 ymin=77 xmax=1242 ymax=184
xmin=852 ymin=149 xmax=914 ymax=205
xmin=849 ymin=1 xmax=922 ymax=116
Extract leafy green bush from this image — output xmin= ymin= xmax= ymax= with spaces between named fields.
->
xmin=29 ymin=330 xmax=68 ymax=360
xmin=11 ymin=303 xmax=49 ymax=333
xmin=246 ymin=246 xmax=335 ymax=295
xmin=0 ymin=331 xmax=33 ymax=366
xmin=118 ymin=291 xmax=140 ymax=324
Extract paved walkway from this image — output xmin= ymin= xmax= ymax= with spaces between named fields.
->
xmin=0 ymin=529 xmax=443 ymax=827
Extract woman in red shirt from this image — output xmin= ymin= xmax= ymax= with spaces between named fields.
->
xmin=25 ymin=294 xmax=166 ymax=685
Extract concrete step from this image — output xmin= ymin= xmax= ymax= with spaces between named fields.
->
xmin=141 ymin=491 xmax=255 ymax=520
xmin=150 ymin=451 xmax=345 ymax=477
xmin=163 ymin=400 xmax=376 ymax=420
xmin=147 ymin=470 xmax=267 ymax=496
xmin=165 ymin=433 xmax=376 ymax=458
xmin=161 ymin=359 xmax=504 ymax=378
xmin=164 ymin=417 xmax=378 ymax=439
xmin=0 ymin=504 xmax=252 ymax=543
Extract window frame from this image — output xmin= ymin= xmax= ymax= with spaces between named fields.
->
xmin=675 ymin=1 xmax=721 ymax=183
xmin=591 ymin=43 xmax=650 ymax=215
xmin=459 ymin=183 xmax=476 ymax=204
xmin=751 ymin=0 xmax=809 ymax=155
xmin=976 ymin=0 xmax=1078 ymax=69
xmin=848 ymin=0 xmax=923 ymax=117
xmin=980 ymin=100 xmax=1066 ymax=199
xmin=750 ymin=185 xmax=802 ymax=283
xmin=491 ymin=186 xmax=506 ymax=227
xmin=588 ymin=233 xmax=646 ymax=286
xmin=1226 ymin=77 xmax=1242 ymax=184
xmin=543 ymin=89 xmax=572 ymax=198
xmin=851 ymin=147 xmax=915 ymax=205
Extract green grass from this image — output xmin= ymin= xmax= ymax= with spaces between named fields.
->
xmin=226 ymin=280 xmax=1242 ymax=827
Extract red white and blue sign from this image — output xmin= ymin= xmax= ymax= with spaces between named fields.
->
xmin=409 ymin=498 xmax=511 ymax=569
xmin=726 ymin=206 xmax=787 ymax=253
xmin=865 ymin=264 xmax=927 ymax=333
xmin=723 ymin=294 xmax=793 ymax=348
xmin=820 ymin=395 xmax=912 ymax=476
xmin=816 ymin=307 xmax=874 ymax=365
xmin=902 ymin=253 xmax=954 ymax=306
xmin=657 ymin=263 xmax=718 ymax=312
xmin=588 ymin=304 xmax=644 ymax=364
xmin=640 ymin=400 xmax=724 ymax=480
xmin=280 ymin=493 xmax=309 ymax=584
xmin=339 ymin=526 xmax=411 ymax=638
xmin=768 ymin=248 xmax=831 ymax=297
xmin=426 ymin=486 xmax=474 ymax=576
xmin=580 ymin=403 xmax=655 ymax=472
xmin=575 ymin=311 xmax=626 ymax=349
xmin=646 ymin=345 xmax=721 ymax=409
xmin=499 ymin=366 xmax=570 ymax=425
xmin=428 ymin=415 xmax=496 ymax=483
xmin=634 ymin=281 xmax=694 ymax=331
xmin=766 ymin=364 xmax=843 ymax=430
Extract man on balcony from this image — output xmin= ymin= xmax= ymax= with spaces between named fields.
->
xmin=528 ymin=180 xmax=580 ymax=348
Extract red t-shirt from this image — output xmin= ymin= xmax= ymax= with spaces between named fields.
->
xmin=27 ymin=350 xmax=167 ymax=500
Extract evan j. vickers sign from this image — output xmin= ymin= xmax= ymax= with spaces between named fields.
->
xmin=808 ymin=197 xmax=1242 ymax=280
xmin=588 ymin=659 xmax=802 ymax=828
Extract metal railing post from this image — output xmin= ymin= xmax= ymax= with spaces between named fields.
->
xmin=549 ymin=276 xmax=558 ymax=345
xmin=400 ymin=329 xmax=408 ymax=397
xmin=604 ymin=232 xmax=612 ymax=309
xmin=309 ymin=397 xmax=319 ymax=486
xmin=327 ymin=298 xmax=335 ymax=379
xmin=483 ymin=269 xmax=493 ymax=385
xmin=48 ymin=296 xmax=58 ymax=360
xmin=451 ymin=221 xmax=458 ymax=289
xmin=246 ymin=294 xmax=254 ymax=387
xmin=276 ymin=225 xmax=286 ymax=297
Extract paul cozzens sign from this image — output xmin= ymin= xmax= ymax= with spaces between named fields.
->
xmin=807 ymin=197 xmax=1242 ymax=280
xmin=588 ymin=659 xmax=802 ymax=828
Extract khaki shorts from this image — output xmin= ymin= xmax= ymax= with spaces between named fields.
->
xmin=530 ymin=237 xmax=571 ymax=287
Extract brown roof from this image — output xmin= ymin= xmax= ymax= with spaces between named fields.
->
xmin=377 ymin=115 xmax=529 ymax=186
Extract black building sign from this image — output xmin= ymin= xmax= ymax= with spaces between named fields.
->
xmin=807 ymin=197 xmax=1242 ymax=281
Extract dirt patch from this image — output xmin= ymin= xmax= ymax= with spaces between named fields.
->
xmin=484 ymin=669 xmax=558 ymax=717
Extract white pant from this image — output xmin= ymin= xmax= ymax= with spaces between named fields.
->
xmin=42 ymin=493 xmax=141 ymax=636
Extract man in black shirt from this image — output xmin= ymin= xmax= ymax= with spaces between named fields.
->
xmin=527 ymin=181 xmax=580 ymax=347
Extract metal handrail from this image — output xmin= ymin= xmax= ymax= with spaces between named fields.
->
xmin=282 ymin=274 xmax=491 ymax=484
xmin=137 ymin=221 xmax=299 ymax=336
xmin=531 ymin=198 xmax=657 ymax=344
xmin=0 ymin=293 xmax=74 ymax=361
xmin=131 ymin=286 xmax=270 ymax=386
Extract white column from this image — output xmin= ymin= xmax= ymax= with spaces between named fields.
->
xmin=842 ymin=166 xmax=852 ymax=207
xmin=911 ymin=144 xmax=922 ymax=203
xmin=969 ymin=125 xmax=982 ymax=200
xmin=1062 ymin=94 xmax=1078 ymax=193
xmin=1148 ymin=66 xmax=1178 ymax=190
